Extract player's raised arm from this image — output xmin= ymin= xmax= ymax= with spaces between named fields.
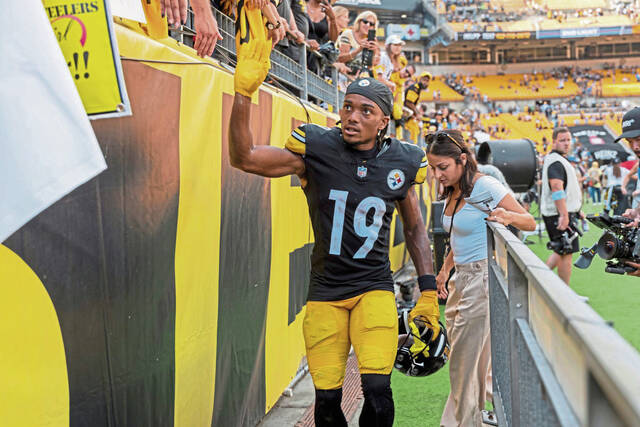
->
xmin=229 ymin=95 xmax=305 ymax=178
xmin=229 ymin=2 xmax=305 ymax=178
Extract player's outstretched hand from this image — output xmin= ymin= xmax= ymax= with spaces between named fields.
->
xmin=235 ymin=1 xmax=272 ymax=97
xmin=235 ymin=38 xmax=271 ymax=97
xmin=408 ymin=290 xmax=441 ymax=340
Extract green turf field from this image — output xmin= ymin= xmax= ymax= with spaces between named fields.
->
xmin=392 ymin=200 xmax=640 ymax=426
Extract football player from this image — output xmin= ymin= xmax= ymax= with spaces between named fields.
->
xmin=229 ymin=27 xmax=440 ymax=427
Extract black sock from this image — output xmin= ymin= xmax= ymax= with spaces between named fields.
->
xmin=359 ymin=374 xmax=394 ymax=427
xmin=314 ymin=388 xmax=347 ymax=427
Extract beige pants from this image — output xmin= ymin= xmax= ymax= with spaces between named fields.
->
xmin=441 ymin=259 xmax=492 ymax=427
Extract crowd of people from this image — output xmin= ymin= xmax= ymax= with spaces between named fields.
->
xmin=440 ymin=65 xmax=640 ymax=104
xmin=435 ymin=0 xmax=525 ymax=24
xmin=612 ymin=0 xmax=640 ymax=23
xmin=569 ymin=150 xmax=640 ymax=212
xmin=433 ymin=0 xmax=635 ymax=28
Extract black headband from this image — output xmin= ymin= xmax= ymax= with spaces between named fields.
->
xmin=345 ymin=78 xmax=393 ymax=116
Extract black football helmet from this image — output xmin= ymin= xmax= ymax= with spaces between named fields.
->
xmin=394 ymin=309 xmax=450 ymax=377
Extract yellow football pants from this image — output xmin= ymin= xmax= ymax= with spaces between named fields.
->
xmin=303 ymin=290 xmax=398 ymax=390
xmin=405 ymin=118 xmax=420 ymax=144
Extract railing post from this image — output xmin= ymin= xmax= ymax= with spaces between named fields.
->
xmin=302 ymin=45 xmax=308 ymax=102
xmin=507 ymin=250 xmax=529 ymax=427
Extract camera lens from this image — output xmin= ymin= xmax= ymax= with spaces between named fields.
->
xmin=597 ymin=232 xmax=622 ymax=260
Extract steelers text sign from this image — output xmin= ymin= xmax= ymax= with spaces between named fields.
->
xmin=44 ymin=0 xmax=131 ymax=117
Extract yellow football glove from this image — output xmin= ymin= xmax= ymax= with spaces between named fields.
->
xmin=234 ymin=0 xmax=272 ymax=97
xmin=408 ymin=322 xmax=428 ymax=356
xmin=408 ymin=290 xmax=441 ymax=340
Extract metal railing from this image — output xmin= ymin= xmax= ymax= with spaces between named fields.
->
xmin=487 ymin=222 xmax=640 ymax=426
xmin=171 ymin=5 xmax=345 ymax=110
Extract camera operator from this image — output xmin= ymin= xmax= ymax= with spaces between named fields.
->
xmin=614 ymin=107 xmax=640 ymax=276
xmin=541 ymin=127 xmax=583 ymax=284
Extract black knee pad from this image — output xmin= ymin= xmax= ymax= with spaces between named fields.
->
xmin=359 ymin=374 xmax=394 ymax=427
xmin=315 ymin=388 xmax=347 ymax=427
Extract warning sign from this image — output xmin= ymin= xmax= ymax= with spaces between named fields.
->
xmin=43 ymin=0 xmax=131 ymax=118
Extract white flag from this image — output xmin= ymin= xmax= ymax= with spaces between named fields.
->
xmin=109 ymin=0 xmax=147 ymax=23
xmin=0 ymin=0 xmax=107 ymax=243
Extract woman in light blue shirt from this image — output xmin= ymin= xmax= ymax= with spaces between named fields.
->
xmin=425 ymin=130 xmax=535 ymax=427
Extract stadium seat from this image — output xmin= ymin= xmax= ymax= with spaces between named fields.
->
xmin=538 ymin=14 xmax=634 ymax=30
xmin=599 ymin=69 xmax=640 ymax=97
xmin=419 ymin=77 xmax=465 ymax=102
xmin=480 ymin=112 xmax=553 ymax=153
xmin=536 ymin=0 xmax=608 ymax=10
xmin=460 ymin=73 xmax=580 ymax=101
xmin=490 ymin=0 xmax=526 ymax=13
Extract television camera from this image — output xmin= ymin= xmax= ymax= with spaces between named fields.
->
xmin=547 ymin=218 xmax=582 ymax=255
xmin=574 ymin=213 xmax=640 ymax=274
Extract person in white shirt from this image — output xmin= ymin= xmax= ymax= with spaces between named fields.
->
xmin=541 ymin=127 xmax=582 ymax=284
xmin=603 ymin=160 xmax=628 ymax=214
xmin=426 ymin=130 xmax=535 ymax=427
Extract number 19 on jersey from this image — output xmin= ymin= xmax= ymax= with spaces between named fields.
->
xmin=328 ymin=189 xmax=386 ymax=259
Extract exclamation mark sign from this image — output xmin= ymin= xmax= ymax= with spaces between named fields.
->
xmin=83 ymin=51 xmax=89 ymax=79
xmin=73 ymin=52 xmax=79 ymax=80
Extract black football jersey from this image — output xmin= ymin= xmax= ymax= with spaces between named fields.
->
xmin=405 ymin=82 xmax=424 ymax=104
xmin=285 ymin=124 xmax=427 ymax=301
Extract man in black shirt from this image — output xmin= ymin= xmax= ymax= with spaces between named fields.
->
xmin=615 ymin=107 xmax=640 ymax=276
xmin=404 ymin=71 xmax=431 ymax=119
xmin=231 ymin=35 xmax=441 ymax=426
xmin=404 ymin=72 xmax=431 ymax=144
xmin=540 ymin=127 xmax=582 ymax=284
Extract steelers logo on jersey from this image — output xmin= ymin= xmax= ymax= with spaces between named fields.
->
xmin=387 ymin=169 xmax=405 ymax=190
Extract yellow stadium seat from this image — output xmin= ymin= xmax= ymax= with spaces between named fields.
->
xmin=538 ymin=14 xmax=633 ymax=29
xmin=536 ymin=0 xmax=608 ymax=10
xmin=419 ymin=77 xmax=465 ymax=102
xmin=480 ymin=113 xmax=553 ymax=153
xmin=461 ymin=73 xmax=579 ymax=101
xmin=599 ymin=69 xmax=640 ymax=97
xmin=491 ymin=0 xmax=526 ymax=13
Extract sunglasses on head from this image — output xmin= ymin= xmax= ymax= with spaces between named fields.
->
xmin=360 ymin=19 xmax=375 ymax=26
xmin=426 ymin=132 xmax=465 ymax=151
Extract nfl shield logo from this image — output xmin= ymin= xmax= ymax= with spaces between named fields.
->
xmin=357 ymin=165 xmax=367 ymax=178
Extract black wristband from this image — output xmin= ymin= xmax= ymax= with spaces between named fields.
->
xmin=418 ymin=274 xmax=436 ymax=292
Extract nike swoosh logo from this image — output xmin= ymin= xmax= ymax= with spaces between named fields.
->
xmin=236 ymin=0 xmax=251 ymax=45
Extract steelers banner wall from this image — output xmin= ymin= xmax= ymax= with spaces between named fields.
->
xmin=0 ymin=22 xmax=431 ymax=426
